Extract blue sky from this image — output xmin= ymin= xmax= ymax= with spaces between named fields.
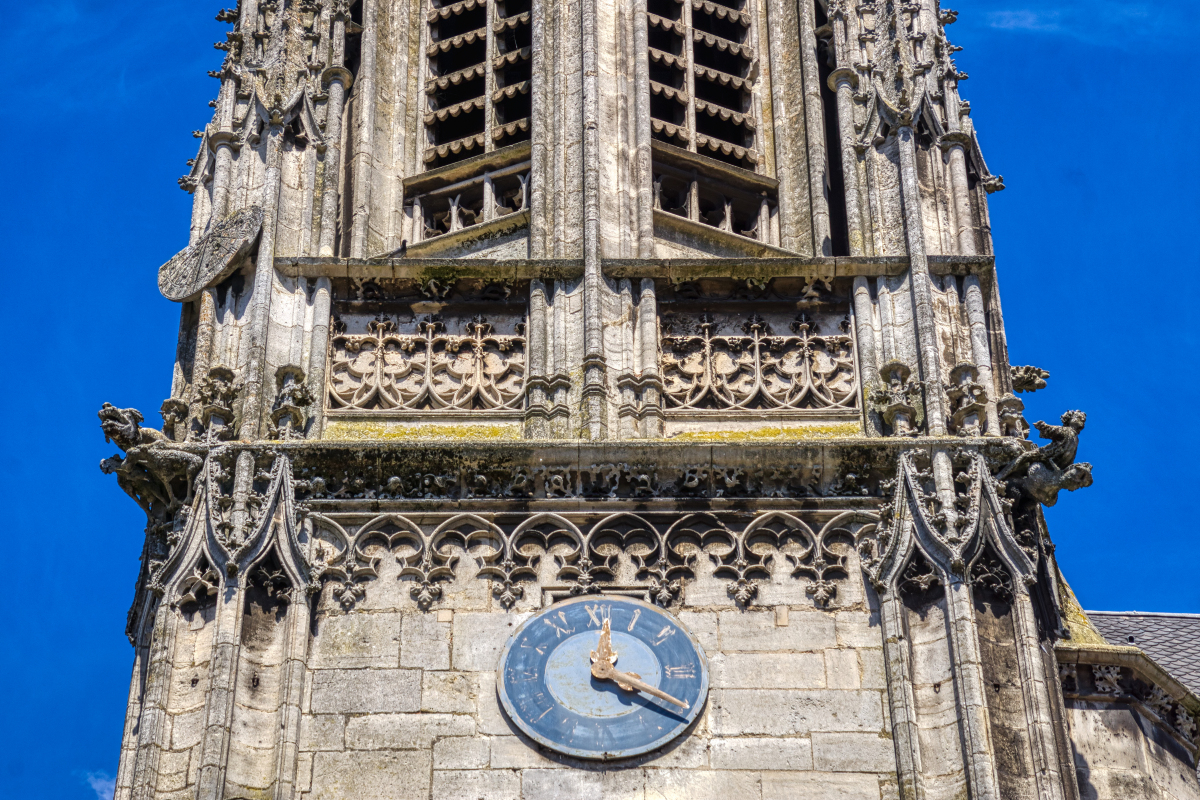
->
xmin=0 ymin=1 xmax=1196 ymax=798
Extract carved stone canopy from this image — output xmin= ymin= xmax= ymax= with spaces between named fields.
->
xmin=158 ymin=205 xmax=263 ymax=302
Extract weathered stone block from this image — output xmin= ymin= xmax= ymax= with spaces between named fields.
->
xmin=299 ymin=714 xmax=345 ymax=752
xmin=432 ymin=769 xmax=522 ymax=800
xmin=761 ymin=771 xmax=882 ymax=800
xmin=712 ymin=689 xmax=885 ymax=735
xmin=310 ymin=669 xmax=421 ymax=714
xmin=811 ymin=732 xmax=896 ymax=772
xmin=644 ymin=768 xmax=761 ymax=800
xmin=720 ymin=610 xmax=836 ymax=652
xmin=825 ymin=649 xmax=860 ymax=690
xmin=711 ymin=652 xmax=826 ymax=689
xmin=489 ymin=735 xmax=557 ymax=768
xmin=677 ymin=611 xmax=719 ymax=653
xmin=522 ymin=768 xmax=646 ymax=800
xmin=422 ymin=670 xmax=476 ymax=713
xmin=452 ymin=612 xmax=532 ymax=671
xmin=345 ymin=712 xmax=475 ymax=749
xmin=834 ymin=610 xmax=884 ymax=648
xmin=310 ymin=612 xmax=402 ymax=669
xmin=433 ymin=736 xmax=490 ymax=769
xmin=309 ymin=750 xmax=432 ymax=800
xmin=401 ymin=612 xmax=451 ymax=670
xmin=477 ymin=672 xmax=518 ymax=736
xmin=860 ymin=649 xmax=887 ymax=690
xmin=711 ymin=737 xmax=813 ymax=770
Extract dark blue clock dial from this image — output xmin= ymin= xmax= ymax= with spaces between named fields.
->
xmin=496 ymin=596 xmax=709 ymax=761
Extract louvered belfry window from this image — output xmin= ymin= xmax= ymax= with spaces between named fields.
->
xmin=649 ymin=0 xmax=778 ymax=245
xmin=423 ymin=0 xmax=532 ymax=169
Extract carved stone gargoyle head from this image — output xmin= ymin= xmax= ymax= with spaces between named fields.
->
xmin=99 ymin=403 xmax=164 ymax=451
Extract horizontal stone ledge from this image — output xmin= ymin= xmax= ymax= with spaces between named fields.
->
xmin=1056 ymin=643 xmax=1200 ymax=716
xmin=151 ymin=435 xmax=1004 ymax=459
xmin=272 ymin=255 xmax=995 ymax=281
xmin=275 ymin=257 xmax=584 ymax=281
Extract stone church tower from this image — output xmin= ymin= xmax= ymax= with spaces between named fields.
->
xmin=101 ymin=0 xmax=1200 ymax=798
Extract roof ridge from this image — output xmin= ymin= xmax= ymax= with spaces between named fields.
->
xmin=1086 ymin=610 xmax=1200 ymax=619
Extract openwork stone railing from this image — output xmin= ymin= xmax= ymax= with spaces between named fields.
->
xmin=327 ymin=316 xmax=526 ymax=412
xmin=660 ymin=313 xmax=858 ymax=411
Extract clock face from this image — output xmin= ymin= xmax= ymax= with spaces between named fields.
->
xmin=496 ymin=596 xmax=709 ymax=761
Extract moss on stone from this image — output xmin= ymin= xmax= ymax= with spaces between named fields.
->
xmin=322 ymin=420 xmax=522 ymax=441
xmin=669 ymin=422 xmax=862 ymax=442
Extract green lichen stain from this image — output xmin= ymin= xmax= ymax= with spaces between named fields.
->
xmin=322 ymin=420 xmax=522 ymax=441
xmin=669 ymin=422 xmax=862 ymax=442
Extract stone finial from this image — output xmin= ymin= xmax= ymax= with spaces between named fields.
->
xmin=945 ymin=362 xmax=988 ymax=437
xmin=195 ymin=366 xmax=242 ymax=442
xmin=996 ymin=393 xmax=1029 ymax=439
xmin=870 ymin=360 xmax=922 ymax=437
xmin=269 ymin=365 xmax=314 ymax=440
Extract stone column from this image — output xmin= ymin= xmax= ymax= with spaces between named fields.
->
xmin=963 ymin=275 xmax=999 ymax=435
xmin=895 ymin=124 xmax=946 ymax=436
xmin=128 ymin=601 xmax=177 ymax=800
xmin=305 ymin=277 xmax=332 ymax=439
xmin=317 ymin=59 xmax=352 ymax=256
xmin=852 ymin=276 xmax=883 ymax=435
xmin=239 ymin=122 xmax=286 ymax=438
xmin=637 ymin=278 xmax=663 ymax=438
xmin=799 ymin=0 xmax=832 ymax=255
xmin=525 ymin=279 xmax=551 ymax=438
xmin=209 ymin=133 xmax=239 ymax=224
xmin=273 ymin=587 xmax=313 ymax=799
xmin=195 ymin=451 xmax=253 ymax=800
xmin=349 ymin=0 xmax=378 ymax=257
xmin=632 ymin=0 xmax=654 ymax=259
xmin=878 ymin=589 xmax=925 ymax=800
xmin=1011 ymin=586 xmax=1068 ymax=800
xmin=580 ymin=0 xmax=608 ymax=440
xmin=944 ymin=577 xmax=1002 ymax=800
xmin=828 ymin=69 xmax=865 ymax=255
xmin=113 ymin=643 xmax=148 ymax=800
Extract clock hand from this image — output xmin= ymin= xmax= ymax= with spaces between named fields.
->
xmin=604 ymin=667 xmax=690 ymax=710
xmin=590 ymin=621 xmax=689 ymax=710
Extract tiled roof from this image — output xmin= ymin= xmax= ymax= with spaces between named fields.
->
xmin=1087 ymin=611 xmax=1200 ymax=696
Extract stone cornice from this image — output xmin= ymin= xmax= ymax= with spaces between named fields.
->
xmin=1056 ymin=642 xmax=1200 ymax=718
xmin=272 ymin=255 xmax=997 ymax=282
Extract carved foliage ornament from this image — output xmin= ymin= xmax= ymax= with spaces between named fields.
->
xmin=307 ymin=511 xmax=873 ymax=613
xmin=660 ymin=314 xmax=858 ymax=411
xmin=328 ymin=315 xmax=525 ymax=412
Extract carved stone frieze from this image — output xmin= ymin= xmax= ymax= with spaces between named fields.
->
xmin=306 ymin=509 xmax=875 ymax=613
xmin=327 ymin=315 xmax=526 ymax=412
xmin=659 ymin=313 xmax=858 ymax=411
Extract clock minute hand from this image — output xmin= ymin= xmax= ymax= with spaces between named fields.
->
xmin=606 ymin=667 xmax=690 ymax=710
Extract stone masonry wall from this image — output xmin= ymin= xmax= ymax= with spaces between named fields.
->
xmin=293 ymin=600 xmax=895 ymax=800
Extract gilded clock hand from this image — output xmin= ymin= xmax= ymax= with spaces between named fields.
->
xmin=590 ymin=619 xmax=690 ymax=709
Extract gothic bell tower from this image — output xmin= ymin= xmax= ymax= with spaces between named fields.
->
xmin=102 ymin=0 xmax=1199 ymax=798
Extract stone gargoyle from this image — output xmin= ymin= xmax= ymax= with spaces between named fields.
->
xmin=99 ymin=403 xmax=203 ymax=515
xmin=996 ymin=410 xmax=1093 ymax=507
